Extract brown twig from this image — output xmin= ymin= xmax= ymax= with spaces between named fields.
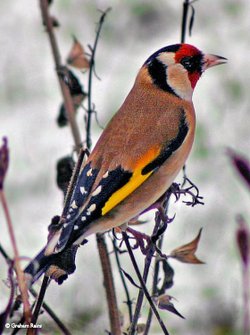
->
xmin=97 ymin=234 xmax=121 ymax=335
xmin=86 ymin=8 xmax=111 ymax=149
xmin=0 ymin=190 xmax=32 ymax=324
xmin=40 ymin=0 xmax=82 ymax=152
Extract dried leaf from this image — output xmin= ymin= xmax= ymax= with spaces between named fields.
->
xmin=42 ymin=15 xmax=60 ymax=28
xmin=57 ymin=103 xmax=68 ymax=127
xmin=57 ymin=69 xmax=86 ymax=127
xmin=121 ymin=269 xmax=141 ymax=289
xmin=67 ymin=37 xmax=90 ymax=70
xmin=58 ymin=67 xmax=86 ymax=97
xmin=170 ymin=228 xmax=204 ymax=264
xmin=57 ymin=93 xmax=85 ymax=128
xmin=0 ymin=137 xmax=9 ymax=190
xmin=157 ymin=294 xmax=185 ymax=319
xmin=50 ymin=16 xmax=60 ymax=28
xmin=56 ymin=156 xmax=75 ymax=196
xmin=72 ymin=93 xmax=86 ymax=106
xmin=158 ymin=260 xmax=174 ymax=294
xmin=127 ymin=323 xmax=146 ymax=335
xmin=228 ymin=149 xmax=250 ymax=190
xmin=136 ymin=323 xmax=146 ymax=334
xmin=236 ymin=215 xmax=249 ymax=267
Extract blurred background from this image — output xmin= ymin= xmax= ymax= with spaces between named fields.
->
xmin=0 ymin=0 xmax=249 ymax=334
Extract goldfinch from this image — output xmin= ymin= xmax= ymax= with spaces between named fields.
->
xmin=25 ymin=43 xmax=226 ymax=283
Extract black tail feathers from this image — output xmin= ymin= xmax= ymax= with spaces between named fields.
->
xmin=24 ymin=245 xmax=79 ymax=286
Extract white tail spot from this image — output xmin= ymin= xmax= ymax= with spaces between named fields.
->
xmin=92 ymin=186 xmax=102 ymax=196
xmin=88 ymin=204 xmax=96 ymax=212
xmin=71 ymin=200 xmax=78 ymax=209
xmin=87 ymin=168 xmax=93 ymax=177
xmin=87 ymin=203 xmax=96 ymax=215
xmin=103 ymin=171 xmax=109 ymax=178
xmin=80 ymin=186 xmax=87 ymax=195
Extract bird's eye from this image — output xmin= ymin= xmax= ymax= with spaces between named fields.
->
xmin=180 ymin=56 xmax=193 ymax=71
xmin=180 ymin=55 xmax=203 ymax=74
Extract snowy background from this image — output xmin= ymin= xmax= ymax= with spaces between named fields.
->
xmin=0 ymin=1 xmax=250 ymax=334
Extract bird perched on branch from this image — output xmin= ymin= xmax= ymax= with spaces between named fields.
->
xmin=25 ymin=43 xmax=226 ymax=284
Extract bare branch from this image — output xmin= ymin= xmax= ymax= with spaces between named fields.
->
xmin=123 ymin=232 xmax=170 ymax=335
xmin=97 ymin=234 xmax=121 ymax=335
xmin=0 ymin=190 xmax=31 ymax=323
xmin=86 ymin=8 xmax=111 ymax=149
xmin=40 ymin=0 xmax=82 ymax=152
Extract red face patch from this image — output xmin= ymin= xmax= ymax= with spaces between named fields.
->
xmin=175 ymin=44 xmax=203 ymax=88
xmin=187 ymin=72 xmax=201 ymax=89
xmin=175 ymin=44 xmax=201 ymax=62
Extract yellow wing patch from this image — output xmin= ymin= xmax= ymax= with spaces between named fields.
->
xmin=101 ymin=146 xmax=160 ymax=215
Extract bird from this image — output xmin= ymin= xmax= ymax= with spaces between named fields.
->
xmin=25 ymin=43 xmax=226 ymax=284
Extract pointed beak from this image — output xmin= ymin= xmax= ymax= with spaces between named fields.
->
xmin=203 ymin=54 xmax=227 ymax=70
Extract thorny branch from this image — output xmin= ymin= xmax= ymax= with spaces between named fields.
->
xmin=112 ymin=237 xmax=133 ymax=323
xmin=128 ymin=197 xmax=171 ymax=335
xmin=86 ymin=8 xmax=111 ymax=149
xmin=122 ymin=177 xmax=202 ymax=333
xmin=144 ymin=234 xmax=165 ymax=335
xmin=122 ymin=232 xmax=170 ymax=335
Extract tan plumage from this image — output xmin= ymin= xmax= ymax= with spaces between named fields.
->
xmin=25 ymin=43 xmax=226 ymax=282
xmin=81 ymin=67 xmax=196 ymax=239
